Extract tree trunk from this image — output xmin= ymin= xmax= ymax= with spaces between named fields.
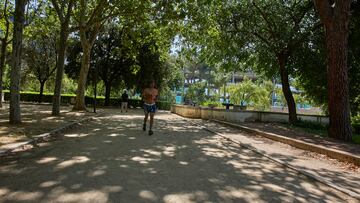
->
xmin=0 ymin=1 xmax=10 ymax=109
xmin=73 ymin=44 xmax=91 ymax=111
xmin=52 ymin=25 xmax=69 ymax=115
xmin=278 ymin=53 xmax=298 ymax=124
xmin=314 ymin=0 xmax=352 ymax=141
xmin=104 ymin=82 xmax=111 ymax=106
xmin=9 ymin=0 xmax=26 ymax=124
xmin=39 ymin=80 xmax=45 ymax=103
xmin=325 ymin=22 xmax=352 ymax=141
xmin=0 ymin=39 xmax=7 ymax=108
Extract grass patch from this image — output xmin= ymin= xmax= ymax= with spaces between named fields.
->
xmin=291 ymin=120 xmax=328 ymax=137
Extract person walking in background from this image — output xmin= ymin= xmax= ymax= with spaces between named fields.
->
xmin=142 ymin=81 xmax=158 ymax=136
xmin=121 ymin=90 xmax=129 ymax=113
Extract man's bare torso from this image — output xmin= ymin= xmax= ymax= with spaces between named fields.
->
xmin=142 ymin=88 xmax=158 ymax=104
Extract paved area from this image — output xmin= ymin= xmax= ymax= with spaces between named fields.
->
xmin=0 ymin=110 xmax=357 ymax=203
xmin=193 ymin=119 xmax=360 ymax=198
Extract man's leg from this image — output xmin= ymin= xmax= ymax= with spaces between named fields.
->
xmin=149 ymin=112 xmax=155 ymax=135
xmin=143 ymin=112 xmax=148 ymax=131
xmin=125 ymin=102 xmax=128 ymax=112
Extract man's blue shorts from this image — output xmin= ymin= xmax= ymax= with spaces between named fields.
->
xmin=144 ymin=103 xmax=157 ymax=113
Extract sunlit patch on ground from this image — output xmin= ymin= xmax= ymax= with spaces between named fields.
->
xmin=36 ymin=156 xmax=58 ymax=164
xmin=55 ymin=156 xmax=90 ymax=170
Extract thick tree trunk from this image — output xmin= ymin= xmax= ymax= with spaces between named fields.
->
xmin=9 ymin=0 xmax=26 ymax=124
xmin=52 ymin=26 xmax=69 ymax=115
xmin=73 ymin=44 xmax=91 ymax=111
xmin=314 ymin=0 xmax=352 ymax=141
xmin=104 ymin=82 xmax=111 ymax=106
xmin=325 ymin=25 xmax=352 ymax=141
xmin=39 ymin=81 xmax=45 ymax=103
xmin=278 ymin=53 xmax=298 ymax=124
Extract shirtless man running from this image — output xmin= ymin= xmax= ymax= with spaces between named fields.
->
xmin=142 ymin=81 xmax=158 ymax=136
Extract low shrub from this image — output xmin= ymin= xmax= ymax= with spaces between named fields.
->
xmin=351 ymin=115 xmax=360 ymax=134
xmin=3 ymin=90 xmax=172 ymax=110
xmin=201 ymin=101 xmax=222 ymax=108
xmin=293 ymin=119 xmax=327 ymax=131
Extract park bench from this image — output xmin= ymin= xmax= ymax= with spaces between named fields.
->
xmin=222 ymin=103 xmax=234 ymax=110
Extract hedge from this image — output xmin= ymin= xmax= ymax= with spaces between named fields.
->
xmin=2 ymin=90 xmax=172 ymax=110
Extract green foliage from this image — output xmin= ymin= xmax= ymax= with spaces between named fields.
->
xmin=159 ymin=87 xmax=176 ymax=103
xmin=202 ymin=100 xmax=222 ymax=108
xmin=185 ymin=82 xmax=206 ymax=105
xmin=156 ymin=101 xmax=172 ymax=111
xmin=294 ymin=119 xmax=327 ymax=131
xmin=227 ymin=78 xmax=271 ymax=110
xmin=351 ymin=115 xmax=360 ymax=134
xmin=2 ymin=90 xmax=171 ymax=110
xmin=349 ymin=1 xmax=360 ymax=115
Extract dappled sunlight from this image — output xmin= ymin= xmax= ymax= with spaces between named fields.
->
xmin=36 ymin=156 xmax=58 ymax=164
xmin=163 ymin=191 xmax=209 ymax=203
xmin=1 ymin=190 xmax=43 ymax=202
xmin=162 ymin=145 xmax=176 ymax=157
xmin=127 ymin=137 xmax=136 ymax=140
xmin=39 ymin=181 xmax=60 ymax=188
xmin=217 ymin=186 xmax=263 ymax=203
xmin=64 ymin=133 xmax=89 ymax=138
xmin=140 ymin=149 xmax=162 ymax=157
xmin=87 ymin=169 xmax=106 ymax=177
xmin=107 ymin=133 xmax=122 ymax=137
xmin=131 ymin=156 xmax=160 ymax=164
xmin=139 ymin=190 xmax=158 ymax=201
xmin=0 ymin=110 xmax=355 ymax=202
xmin=179 ymin=161 xmax=189 ymax=165
xmin=55 ymin=156 xmax=90 ymax=170
xmin=49 ymin=188 xmax=109 ymax=203
xmin=201 ymin=147 xmax=236 ymax=158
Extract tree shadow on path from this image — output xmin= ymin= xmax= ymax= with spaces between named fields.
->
xmin=0 ymin=110 xmax=356 ymax=203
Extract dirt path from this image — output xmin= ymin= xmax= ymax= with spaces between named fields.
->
xmin=0 ymin=110 xmax=356 ymax=203
xmin=0 ymin=103 xmax=93 ymax=146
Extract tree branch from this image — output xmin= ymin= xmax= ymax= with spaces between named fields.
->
xmin=50 ymin=0 xmax=64 ymax=22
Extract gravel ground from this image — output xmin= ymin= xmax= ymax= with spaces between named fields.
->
xmin=0 ymin=109 xmax=357 ymax=203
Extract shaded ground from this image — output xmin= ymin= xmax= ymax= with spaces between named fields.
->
xmin=194 ymin=119 xmax=360 ymax=197
xmin=240 ymin=122 xmax=360 ymax=156
xmin=0 ymin=103 xmax=95 ymax=146
xmin=0 ymin=109 xmax=356 ymax=203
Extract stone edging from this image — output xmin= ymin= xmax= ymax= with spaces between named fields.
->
xmin=0 ymin=115 xmax=98 ymax=157
xmin=185 ymin=118 xmax=360 ymax=200
xmin=212 ymin=119 xmax=360 ymax=166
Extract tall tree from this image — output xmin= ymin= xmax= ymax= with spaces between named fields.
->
xmin=72 ymin=0 xmax=115 ymax=110
xmin=9 ymin=0 xmax=26 ymax=124
xmin=0 ymin=0 xmax=13 ymax=108
xmin=314 ymin=0 xmax=352 ymax=141
xmin=50 ymin=0 xmax=75 ymax=115
xmin=23 ymin=26 xmax=57 ymax=103
xmin=182 ymin=0 xmax=316 ymax=123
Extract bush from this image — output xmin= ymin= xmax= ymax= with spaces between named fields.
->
xmin=351 ymin=115 xmax=360 ymax=134
xmin=157 ymin=101 xmax=172 ymax=110
xmin=201 ymin=101 xmax=222 ymax=108
xmin=293 ymin=119 xmax=327 ymax=131
xmin=3 ymin=90 xmax=172 ymax=110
